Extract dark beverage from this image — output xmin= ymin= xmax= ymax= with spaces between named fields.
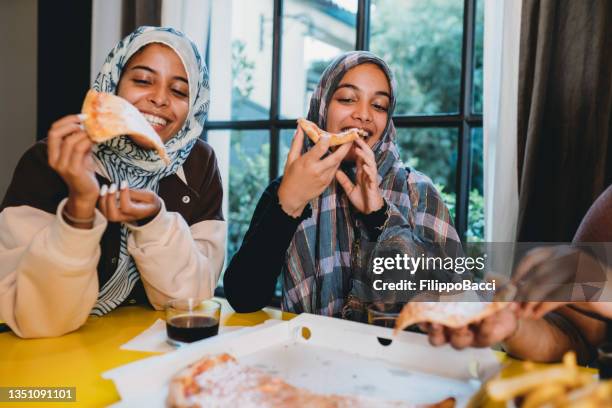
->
xmin=166 ymin=315 xmax=219 ymax=343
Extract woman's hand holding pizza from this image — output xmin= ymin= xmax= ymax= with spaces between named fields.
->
xmin=47 ymin=114 xmax=99 ymax=228
xmin=98 ymin=183 xmax=162 ymax=225
xmin=278 ymin=127 xmax=351 ymax=217
xmin=335 ymin=137 xmax=384 ymax=214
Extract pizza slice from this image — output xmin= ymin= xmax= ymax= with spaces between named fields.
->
xmin=394 ymin=302 xmax=509 ymax=333
xmin=297 ymin=118 xmax=368 ymax=146
xmin=81 ymin=89 xmax=170 ymax=164
xmin=167 ymin=353 xmax=455 ymax=408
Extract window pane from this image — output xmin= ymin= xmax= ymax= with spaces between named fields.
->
xmin=280 ymin=0 xmax=357 ymax=118
xmin=472 ymin=0 xmax=484 ymax=114
xmin=223 ymin=130 xmax=270 ymax=260
xmin=468 ymin=127 xmax=484 ymax=242
xmin=395 ymin=127 xmax=458 ymax=218
xmin=279 ymin=128 xmax=296 ymax=174
xmin=370 ymin=0 xmax=464 ymax=115
xmin=207 ymin=1 xmax=273 ymax=121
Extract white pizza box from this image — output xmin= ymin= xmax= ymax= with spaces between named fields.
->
xmin=103 ymin=313 xmax=500 ymax=407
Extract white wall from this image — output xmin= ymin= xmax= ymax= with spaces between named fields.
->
xmin=0 ymin=0 xmax=38 ymax=198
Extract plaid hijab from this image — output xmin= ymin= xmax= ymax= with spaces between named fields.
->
xmin=90 ymin=27 xmax=209 ymax=315
xmin=282 ymin=52 xmax=419 ymax=317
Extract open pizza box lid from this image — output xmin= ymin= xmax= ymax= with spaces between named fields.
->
xmin=103 ymin=313 xmax=500 ymax=407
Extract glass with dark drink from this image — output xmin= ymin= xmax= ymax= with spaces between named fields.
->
xmin=165 ymin=298 xmax=221 ymax=347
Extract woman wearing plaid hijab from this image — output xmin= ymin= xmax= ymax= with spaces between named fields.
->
xmin=0 ymin=27 xmax=225 ymax=337
xmin=225 ymin=51 xmax=461 ymax=320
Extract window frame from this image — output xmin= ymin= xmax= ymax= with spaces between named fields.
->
xmin=209 ymin=0 xmax=483 ymax=300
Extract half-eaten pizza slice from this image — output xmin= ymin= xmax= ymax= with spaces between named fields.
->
xmin=81 ymin=89 xmax=170 ymax=164
xmin=297 ymin=118 xmax=368 ymax=146
xmin=167 ymin=353 xmax=456 ymax=408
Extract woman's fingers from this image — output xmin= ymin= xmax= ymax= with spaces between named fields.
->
xmin=50 ymin=114 xmax=83 ymax=129
xmin=118 ymin=181 xmax=132 ymax=212
xmin=55 ymin=132 xmax=89 ymax=172
xmin=48 ymin=123 xmax=87 ymax=168
xmin=286 ymin=126 xmax=305 ymax=168
xmin=104 ymin=184 xmax=122 ymax=221
xmin=355 ymin=139 xmax=376 ymax=165
xmin=318 ymin=142 xmax=351 ymax=170
xmin=448 ymin=326 xmax=475 ymax=350
xmin=354 ymin=138 xmax=376 ymax=161
xmin=126 ymin=188 xmax=157 ymax=203
xmin=67 ymin=135 xmax=93 ymax=174
xmin=427 ymin=323 xmax=447 ymax=346
xmin=335 ymin=170 xmax=355 ymax=195
xmin=304 ymin=134 xmax=331 ymax=162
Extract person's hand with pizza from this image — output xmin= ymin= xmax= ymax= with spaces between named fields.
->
xmin=335 ymin=136 xmax=384 ymax=214
xmin=418 ymin=306 xmax=520 ymax=350
xmin=278 ymin=126 xmax=352 ymax=217
xmin=47 ymin=114 xmax=99 ymax=229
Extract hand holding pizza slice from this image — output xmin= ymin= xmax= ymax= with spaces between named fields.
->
xmin=394 ymin=302 xmax=509 ymax=333
xmin=81 ymin=89 xmax=170 ymax=164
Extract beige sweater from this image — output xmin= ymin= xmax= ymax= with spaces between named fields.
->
xmin=0 ymin=199 xmax=225 ymax=338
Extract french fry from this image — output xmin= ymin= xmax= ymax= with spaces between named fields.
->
xmin=485 ymin=351 xmax=612 ymax=408
xmin=520 ymin=383 xmax=566 ymax=408
xmin=486 ymin=366 xmax=577 ymax=401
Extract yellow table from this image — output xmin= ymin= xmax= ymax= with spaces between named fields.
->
xmin=0 ymin=299 xmax=597 ymax=408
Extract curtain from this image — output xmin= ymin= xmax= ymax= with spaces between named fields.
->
xmin=517 ymin=0 xmax=612 ymax=242
xmin=483 ymin=0 xmax=522 ymax=243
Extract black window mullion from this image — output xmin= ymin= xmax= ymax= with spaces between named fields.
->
xmin=269 ymin=0 xmax=283 ymax=181
xmin=356 ymin=0 xmax=370 ymax=50
xmin=454 ymin=0 xmax=477 ymax=241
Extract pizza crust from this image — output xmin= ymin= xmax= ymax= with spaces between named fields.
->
xmin=166 ymin=353 xmax=456 ymax=408
xmin=297 ymin=118 xmax=368 ymax=146
xmin=81 ymin=89 xmax=170 ymax=164
xmin=394 ymin=302 xmax=509 ymax=333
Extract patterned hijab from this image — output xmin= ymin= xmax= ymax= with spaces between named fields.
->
xmin=90 ymin=26 xmax=209 ymax=315
xmin=282 ymin=51 xmax=415 ymax=317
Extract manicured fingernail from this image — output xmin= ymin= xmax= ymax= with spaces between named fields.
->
xmin=120 ymin=180 xmax=128 ymax=190
xmin=321 ymin=133 xmax=330 ymax=140
xmin=77 ymin=113 xmax=87 ymax=121
xmin=108 ymin=183 xmax=117 ymax=194
xmin=100 ymin=185 xmax=108 ymax=196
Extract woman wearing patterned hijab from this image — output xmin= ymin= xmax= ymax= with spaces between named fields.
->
xmin=224 ymin=51 xmax=461 ymax=320
xmin=0 ymin=27 xmax=225 ymax=337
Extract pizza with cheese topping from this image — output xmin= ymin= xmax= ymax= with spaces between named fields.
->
xmin=81 ymin=89 xmax=170 ymax=164
xmin=166 ymin=353 xmax=456 ymax=408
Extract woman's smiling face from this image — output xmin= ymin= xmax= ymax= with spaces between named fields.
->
xmin=325 ymin=63 xmax=391 ymax=162
xmin=117 ymin=43 xmax=189 ymax=143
